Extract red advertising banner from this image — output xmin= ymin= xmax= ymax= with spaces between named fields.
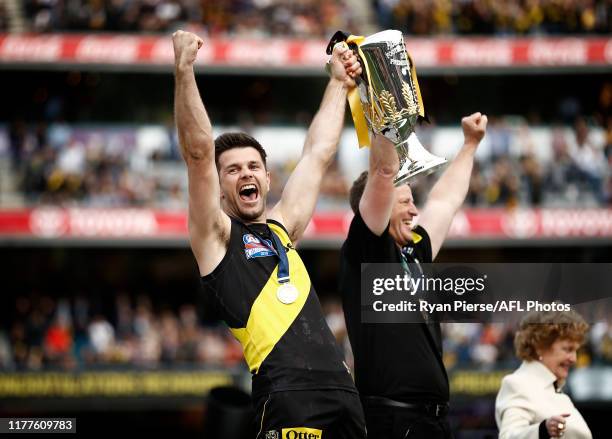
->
xmin=0 ymin=208 xmax=611 ymax=242
xmin=0 ymin=34 xmax=610 ymax=70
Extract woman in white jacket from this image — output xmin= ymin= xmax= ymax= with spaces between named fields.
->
xmin=495 ymin=310 xmax=592 ymax=439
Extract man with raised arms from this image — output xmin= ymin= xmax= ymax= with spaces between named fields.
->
xmin=172 ymin=30 xmax=365 ymax=438
xmin=340 ymin=114 xmax=487 ymax=438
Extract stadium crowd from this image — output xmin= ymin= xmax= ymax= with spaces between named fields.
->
xmin=457 ymin=116 xmax=612 ymax=208
xmin=3 ymin=0 xmax=609 ymax=36
xmin=1 ymin=293 xmax=611 ymax=372
xmin=0 ymin=293 xmax=244 ymax=371
xmin=376 ymin=0 xmax=611 ymax=35
xmin=10 ymin=0 xmax=356 ymax=37
xmin=3 ymin=114 xmax=611 ymax=208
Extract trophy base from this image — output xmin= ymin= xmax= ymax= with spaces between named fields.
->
xmin=394 ymin=155 xmax=447 ymax=186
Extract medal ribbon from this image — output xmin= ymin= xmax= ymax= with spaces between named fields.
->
xmin=245 ymin=224 xmax=290 ymax=285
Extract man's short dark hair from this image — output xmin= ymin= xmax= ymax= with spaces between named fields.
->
xmin=349 ymin=172 xmax=412 ymax=214
xmin=349 ymin=171 xmax=369 ymax=214
xmin=214 ymin=132 xmax=267 ymax=169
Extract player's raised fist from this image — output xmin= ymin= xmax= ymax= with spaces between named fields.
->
xmin=172 ymin=30 xmax=204 ymax=69
xmin=461 ymin=112 xmax=488 ymax=147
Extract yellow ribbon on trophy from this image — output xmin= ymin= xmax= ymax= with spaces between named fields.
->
xmin=343 ymin=34 xmax=425 ymax=149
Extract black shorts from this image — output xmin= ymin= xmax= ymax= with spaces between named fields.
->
xmin=364 ymin=403 xmax=453 ymax=439
xmin=254 ymin=389 xmax=366 ymax=439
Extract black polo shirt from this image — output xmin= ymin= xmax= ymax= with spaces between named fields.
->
xmin=339 ymin=212 xmax=449 ymax=403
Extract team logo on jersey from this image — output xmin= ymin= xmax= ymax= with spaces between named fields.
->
xmin=243 ymin=233 xmax=275 ymax=259
xmin=281 ymin=428 xmax=322 ymax=439
xmin=265 ymin=431 xmax=279 ymax=439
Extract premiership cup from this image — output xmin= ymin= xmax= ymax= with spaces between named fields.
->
xmin=329 ymin=30 xmax=447 ymax=185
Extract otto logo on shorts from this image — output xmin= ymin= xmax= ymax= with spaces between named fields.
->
xmin=281 ymin=427 xmax=323 ymax=439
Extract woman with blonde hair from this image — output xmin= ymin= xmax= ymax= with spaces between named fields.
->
xmin=495 ymin=310 xmax=592 ymax=439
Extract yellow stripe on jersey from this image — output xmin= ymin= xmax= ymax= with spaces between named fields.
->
xmin=230 ymin=223 xmax=311 ymax=373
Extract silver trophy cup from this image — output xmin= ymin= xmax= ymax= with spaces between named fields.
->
xmin=356 ymin=30 xmax=446 ymax=185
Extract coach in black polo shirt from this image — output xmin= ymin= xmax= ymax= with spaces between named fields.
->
xmin=340 ymin=113 xmax=487 ymax=439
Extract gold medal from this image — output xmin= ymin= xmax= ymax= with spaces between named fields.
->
xmin=277 ymin=283 xmax=299 ymax=304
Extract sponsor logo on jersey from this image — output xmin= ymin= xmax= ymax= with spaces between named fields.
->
xmin=243 ymin=233 xmax=276 ymax=259
xmin=265 ymin=431 xmax=279 ymax=439
xmin=281 ymin=427 xmax=323 ymax=439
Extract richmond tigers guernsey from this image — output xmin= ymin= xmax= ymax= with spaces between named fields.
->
xmin=200 ymin=217 xmax=356 ymax=399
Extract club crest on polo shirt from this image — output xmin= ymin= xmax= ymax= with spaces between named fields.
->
xmin=243 ymin=233 xmax=275 ymax=259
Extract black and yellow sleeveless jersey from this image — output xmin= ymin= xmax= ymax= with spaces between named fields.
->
xmin=201 ymin=217 xmax=356 ymax=398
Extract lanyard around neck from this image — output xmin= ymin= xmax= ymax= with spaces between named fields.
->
xmin=245 ymin=223 xmax=290 ymax=284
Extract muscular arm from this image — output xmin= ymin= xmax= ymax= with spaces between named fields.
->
xmin=173 ymin=30 xmax=230 ymax=275
xmin=359 ymin=134 xmax=400 ymax=235
xmin=418 ymin=112 xmax=487 ymax=259
xmin=269 ymin=44 xmax=362 ymax=242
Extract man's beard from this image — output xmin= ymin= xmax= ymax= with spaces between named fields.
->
xmin=221 ymin=191 xmax=266 ymax=222
xmin=237 ymin=203 xmax=265 ymax=222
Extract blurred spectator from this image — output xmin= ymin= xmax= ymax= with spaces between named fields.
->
xmin=57 ymin=139 xmax=86 ymax=177
xmin=318 ymin=158 xmax=350 ymax=209
xmin=198 ymin=328 xmax=226 ymax=366
xmin=0 ymin=1 xmax=7 ymax=32
xmin=177 ymin=304 xmax=203 ymax=363
xmin=519 ymin=153 xmax=543 ymax=205
xmin=590 ymin=318 xmax=612 ymax=363
xmin=466 ymin=160 xmax=486 ymax=206
xmin=487 ymin=117 xmax=512 ymax=163
xmin=8 ymin=120 xmax=27 ymax=171
xmin=44 ymin=317 xmax=74 ymax=368
xmin=44 ymin=299 xmax=74 ymax=361
xmin=545 ymin=126 xmax=576 ymax=202
xmin=159 ymin=309 xmax=180 ymax=363
xmin=485 ymin=157 xmax=520 ymax=207
xmin=567 ymin=116 xmax=608 ymax=202
xmin=114 ymin=293 xmax=134 ymax=339
xmin=88 ymin=314 xmax=115 ymax=358
xmin=0 ymin=332 xmax=13 ymax=369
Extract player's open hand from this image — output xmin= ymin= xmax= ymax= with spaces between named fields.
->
xmin=461 ymin=112 xmax=488 ymax=147
xmin=172 ymin=30 xmax=204 ymax=70
xmin=329 ymin=43 xmax=362 ymax=89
